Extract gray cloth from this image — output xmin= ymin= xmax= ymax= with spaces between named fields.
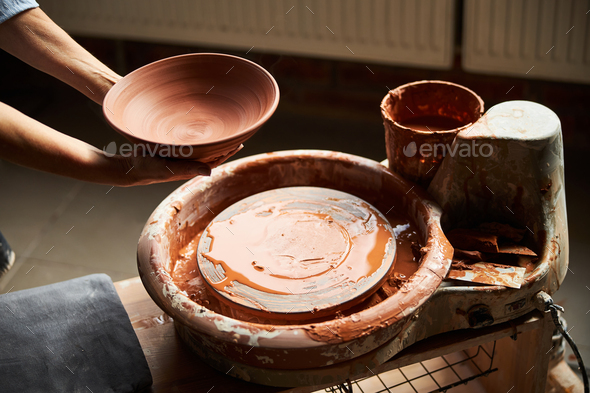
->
xmin=0 ymin=274 xmax=152 ymax=392
xmin=0 ymin=0 xmax=38 ymax=24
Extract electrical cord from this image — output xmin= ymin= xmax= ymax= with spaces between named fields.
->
xmin=337 ymin=379 xmax=352 ymax=392
xmin=537 ymin=291 xmax=589 ymax=393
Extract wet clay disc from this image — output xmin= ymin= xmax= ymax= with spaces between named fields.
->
xmin=197 ymin=186 xmax=396 ymax=320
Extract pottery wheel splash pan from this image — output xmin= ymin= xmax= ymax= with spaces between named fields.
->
xmin=137 ymin=150 xmax=452 ymax=377
xmin=197 ymin=186 xmax=396 ymax=320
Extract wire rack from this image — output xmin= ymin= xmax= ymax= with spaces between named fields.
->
xmin=323 ymin=341 xmax=498 ymax=393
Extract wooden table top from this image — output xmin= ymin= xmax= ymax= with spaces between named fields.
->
xmin=114 ymin=277 xmax=286 ymax=393
xmin=114 ymin=276 xmax=546 ymax=393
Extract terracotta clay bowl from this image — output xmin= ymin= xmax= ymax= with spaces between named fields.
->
xmin=137 ymin=150 xmax=453 ymax=379
xmin=103 ymin=53 xmax=279 ymax=162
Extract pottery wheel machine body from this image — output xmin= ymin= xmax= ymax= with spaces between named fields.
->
xmin=137 ymin=96 xmax=569 ymax=385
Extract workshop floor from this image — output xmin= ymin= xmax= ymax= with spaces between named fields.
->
xmin=1 ymin=49 xmax=588 ymax=390
xmin=311 ymin=351 xmax=489 ymax=392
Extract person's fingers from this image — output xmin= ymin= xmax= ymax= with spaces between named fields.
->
xmin=122 ymin=155 xmax=211 ymax=186
xmin=163 ymin=159 xmax=211 ymax=179
xmin=198 ymin=166 xmax=212 ymax=176
xmin=206 ymin=144 xmax=244 ymax=168
xmin=187 ymin=161 xmax=212 ymax=177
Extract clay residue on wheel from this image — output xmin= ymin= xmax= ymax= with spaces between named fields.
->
xmin=196 ymin=186 xmax=399 ymax=321
xmin=171 ymin=197 xmax=422 ymax=328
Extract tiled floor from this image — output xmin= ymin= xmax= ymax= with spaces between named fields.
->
xmin=1 ymin=58 xmax=588 ymax=391
xmin=0 ymin=157 xmax=183 ymax=292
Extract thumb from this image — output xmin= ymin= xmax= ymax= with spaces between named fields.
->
xmin=182 ymin=161 xmax=212 ymax=177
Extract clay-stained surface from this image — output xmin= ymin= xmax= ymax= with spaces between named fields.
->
xmin=196 ymin=187 xmax=396 ymax=319
xmin=448 ymin=262 xmax=526 ymax=288
xmin=398 ymin=115 xmax=465 ymax=132
xmin=415 ymin=100 xmax=569 ymax=348
xmin=103 ymin=53 xmax=279 ymax=162
xmin=137 ymin=150 xmax=453 ymax=370
xmin=428 ymin=100 xmax=568 ymax=293
xmin=172 ymin=206 xmax=421 ymax=328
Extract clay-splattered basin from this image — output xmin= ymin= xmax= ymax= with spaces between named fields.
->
xmin=103 ymin=53 xmax=279 ymax=163
xmin=137 ymin=150 xmax=452 ymax=374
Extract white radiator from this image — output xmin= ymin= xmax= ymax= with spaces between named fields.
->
xmin=38 ymin=0 xmax=456 ymax=69
xmin=463 ymin=0 xmax=590 ymax=84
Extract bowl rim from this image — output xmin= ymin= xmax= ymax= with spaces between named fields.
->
xmin=102 ymin=52 xmax=280 ymax=148
xmin=380 ymin=79 xmax=485 ymax=135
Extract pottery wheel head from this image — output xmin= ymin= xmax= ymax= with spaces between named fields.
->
xmin=260 ymin=212 xmax=351 ymax=279
xmin=197 ymin=186 xmax=396 ymax=319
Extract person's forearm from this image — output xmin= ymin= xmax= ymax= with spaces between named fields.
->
xmin=0 ymin=102 xmax=213 ymax=186
xmin=0 ymin=101 xmax=128 ymax=185
xmin=0 ymin=8 xmax=121 ymax=104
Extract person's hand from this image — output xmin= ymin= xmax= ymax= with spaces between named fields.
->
xmin=118 ymin=155 xmax=211 ymax=186
xmin=203 ymin=144 xmax=244 ymax=168
xmin=115 ymin=144 xmax=243 ymax=186
xmin=0 ymin=8 xmax=245 ymax=187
